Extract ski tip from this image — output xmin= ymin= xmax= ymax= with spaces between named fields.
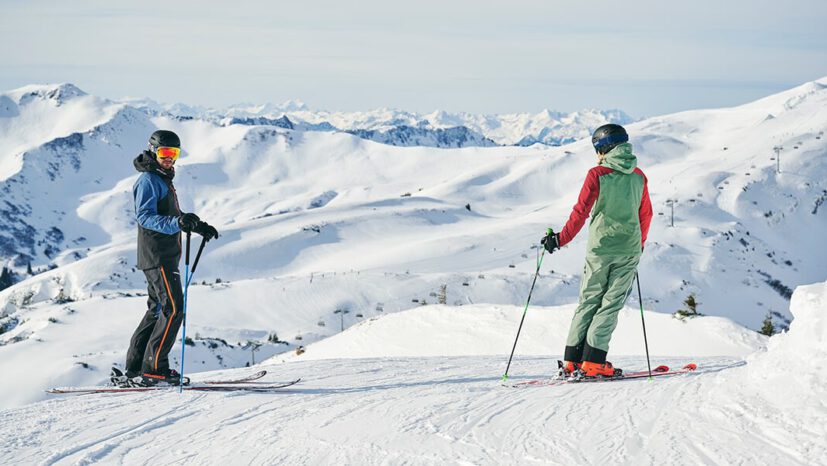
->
xmin=683 ymin=363 xmax=698 ymax=371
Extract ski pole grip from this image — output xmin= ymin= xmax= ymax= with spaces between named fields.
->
xmin=185 ymin=232 xmax=191 ymax=265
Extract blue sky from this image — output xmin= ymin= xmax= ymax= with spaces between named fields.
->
xmin=2 ymin=0 xmax=826 ymax=117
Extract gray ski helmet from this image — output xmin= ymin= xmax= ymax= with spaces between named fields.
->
xmin=591 ymin=124 xmax=628 ymax=154
xmin=148 ymin=130 xmax=181 ymax=153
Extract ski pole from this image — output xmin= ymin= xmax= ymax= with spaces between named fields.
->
xmin=635 ymin=272 xmax=653 ymax=379
xmin=186 ymin=236 xmax=208 ymax=288
xmin=180 ymin=235 xmax=209 ymax=392
xmin=502 ymin=228 xmax=551 ymax=381
xmin=180 ymin=232 xmax=191 ymax=393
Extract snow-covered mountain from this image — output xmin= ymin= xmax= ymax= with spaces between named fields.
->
xmin=126 ymin=96 xmax=635 ymax=147
xmin=0 ymin=77 xmax=825 ymax=416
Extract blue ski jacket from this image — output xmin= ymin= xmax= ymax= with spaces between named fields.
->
xmin=133 ymin=151 xmax=182 ymax=269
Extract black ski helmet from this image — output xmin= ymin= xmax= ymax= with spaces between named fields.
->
xmin=591 ymin=124 xmax=628 ymax=154
xmin=148 ymin=130 xmax=181 ymax=153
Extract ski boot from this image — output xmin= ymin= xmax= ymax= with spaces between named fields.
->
xmin=555 ymin=360 xmax=581 ymax=379
xmin=131 ymin=369 xmax=191 ymax=387
xmin=110 ymin=367 xmax=138 ymax=387
xmin=580 ymin=361 xmax=623 ymax=379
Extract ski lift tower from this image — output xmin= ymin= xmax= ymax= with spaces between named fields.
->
xmin=772 ymin=146 xmax=783 ymax=173
xmin=666 ymin=199 xmax=677 ymax=227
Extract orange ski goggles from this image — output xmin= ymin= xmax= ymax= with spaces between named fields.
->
xmin=155 ymin=146 xmax=181 ymax=160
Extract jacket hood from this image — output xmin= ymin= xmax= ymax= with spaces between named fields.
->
xmin=134 ymin=150 xmax=175 ymax=180
xmin=600 ymin=142 xmax=637 ymax=174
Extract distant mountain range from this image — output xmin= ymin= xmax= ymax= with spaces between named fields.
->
xmin=124 ymin=95 xmax=636 ymax=148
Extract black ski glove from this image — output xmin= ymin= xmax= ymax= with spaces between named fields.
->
xmin=193 ymin=221 xmax=219 ymax=241
xmin=178 ymin=213 xmax=200 ymax=232
xmin=541 ymin=231 xmax=560 ymax=254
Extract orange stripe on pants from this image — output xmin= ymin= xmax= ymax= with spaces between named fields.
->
xmin=154 ymin=266 xmax=178 ymax=372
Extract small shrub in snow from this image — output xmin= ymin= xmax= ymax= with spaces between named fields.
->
xmin=14 ymin=290 xmax=36 ymax=308
xmin=674 ymin=294 xmax=703 ymax=320
xmin=760 ymin=313 xmax=776 ymax=336
xmin=0 ymin=316 xmax=20 ymax=335
xmin=54 ymin=288 xmax=74 ymax=304
xmin=267 ymin=332 xmax=287 ymax=344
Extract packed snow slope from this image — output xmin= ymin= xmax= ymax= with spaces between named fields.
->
xmin=1 ymin=281 xmax=824 ymax=465
xmin=272 ymin=303 xmax=763 ymax=361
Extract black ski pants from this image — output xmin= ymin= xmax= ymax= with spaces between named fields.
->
xmin=125 ymin=262 xmax=184 ymax=375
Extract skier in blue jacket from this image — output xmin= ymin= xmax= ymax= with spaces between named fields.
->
xmin=116 ymin=130 xmax=218 ymax=386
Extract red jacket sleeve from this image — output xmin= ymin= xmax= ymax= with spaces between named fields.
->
xmin=638 ymin=170 xmax=653 ymax=248
xmin=558 ymin=168 xmax=601 ymax=247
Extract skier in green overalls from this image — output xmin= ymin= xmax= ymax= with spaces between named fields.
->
xmin=541 ymin=124 xmax=653 ymax=377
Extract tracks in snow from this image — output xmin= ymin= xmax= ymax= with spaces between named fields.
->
xmin=1 ymin=356 xmax=820 ymax=465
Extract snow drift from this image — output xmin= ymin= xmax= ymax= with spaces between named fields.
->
xmin=740 ymin=280 xmax=827 ymax=404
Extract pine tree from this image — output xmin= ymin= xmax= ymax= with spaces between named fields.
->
xmin=674 ymin=293 xmax=703 ymax=319
xmin=26 ymin=261 xmax=33 ymax=276
xmin=0 ymin=267 xmax=16 ymax=292
xmin=438 ymin=284 xmax=447 ymax=305
xmin=683 ymin=294 xmax=698 ymax=314
xmin=760 ymin=312 xmax=776 ymax=336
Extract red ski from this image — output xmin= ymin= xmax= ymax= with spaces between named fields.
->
xmin=200 ymin=370 xmax=268 ymax=385
xmin=506 ymin=363 xmax=697 ymax=388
